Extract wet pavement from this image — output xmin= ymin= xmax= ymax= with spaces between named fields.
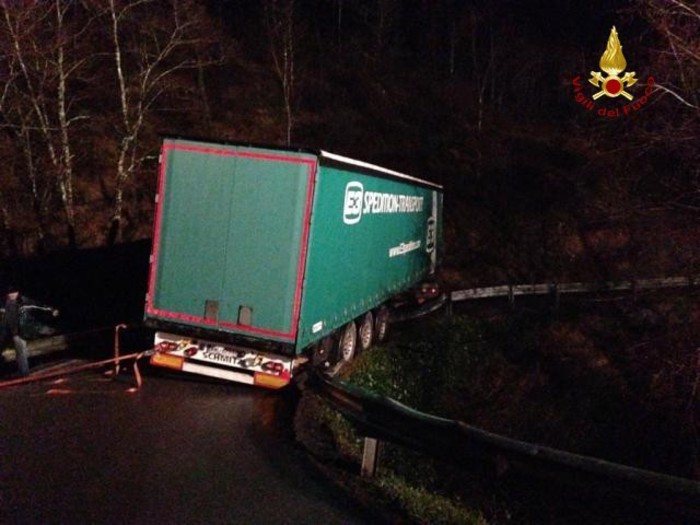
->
xmin=0 ymin=364 xmax=379 ymax=524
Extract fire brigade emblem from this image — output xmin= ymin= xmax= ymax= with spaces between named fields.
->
xmin=589 ymin=26 xmax=637 ymax=100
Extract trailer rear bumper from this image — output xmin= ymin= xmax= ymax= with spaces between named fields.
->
xmin=150 ymin=331 xmax=293 ymax=389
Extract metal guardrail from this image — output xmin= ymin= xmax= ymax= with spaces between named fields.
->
xmin=312 ymin=373 xmax=700 ymax=519
xmin=450 ymin=276 xmax=697 ymax=303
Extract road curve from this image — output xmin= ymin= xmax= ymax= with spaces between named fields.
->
xmin=0 ymin=368 xmax=379 ymax=524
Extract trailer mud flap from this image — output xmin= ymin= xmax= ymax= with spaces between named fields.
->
xmin=151 ymin=332 xmax=293 ymax=389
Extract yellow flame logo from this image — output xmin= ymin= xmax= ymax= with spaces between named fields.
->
xmin=589 ymin=26 xmax=637 ymax=100
xmin=599 ymin=27 xmax=627 ymax=76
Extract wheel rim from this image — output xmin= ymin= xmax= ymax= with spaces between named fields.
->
xmin=359 ymin=312 xmax=373 ymax=351
xmin=338 ymin=321 xmax=357 ymax=362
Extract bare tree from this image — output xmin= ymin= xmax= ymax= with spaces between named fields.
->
xmin=0 ymin=186 xmax=14 ymax=253
xmin=105 ymin=0 xmax=214 ymax=244
xmin=370 ymin=0 xmax=398 ymax=65
xmin=642 ymin=1 xmax=699 ymax=104
xmin=0 ymin=11 xmax=23 ymax=255
xmin=264 ymin=0 xmax=295 ymax=146
xmin=336 ymin=0 xmax=343 ymax=55
xmin=53 ymin=0 xmax=82 ymax=247
xmin=0 ymin=1 xmax=92 ymax=249
xmin=0 ymin=2 xmax=56 ymax=251
xmin=637 ymin=0 xmax=700 ymax=211
xmin=0 ymin=0 xmax=219 ymax=250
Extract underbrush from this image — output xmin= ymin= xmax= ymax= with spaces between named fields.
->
xmin=295 ymin=294 xmax=699 ymax=524
xmin=294 ymin=383 xmax=490 ymax=525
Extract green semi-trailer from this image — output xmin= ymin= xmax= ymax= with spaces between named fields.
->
xmin=145 ymin=137 xmax=443 ymax=388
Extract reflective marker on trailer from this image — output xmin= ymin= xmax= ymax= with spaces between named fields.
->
xmin=155 ymin=341 xmax=179 ymax=353
xmin=254 ymin=372 xmax=290 ymax=389
xmin=262 ymin=361 xmax=285 ymax=375
xmin=150 ymin=353 xmax=184 ymax=370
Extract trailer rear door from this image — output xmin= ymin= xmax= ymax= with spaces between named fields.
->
xmin=146 ymin=139 xmax=316 ymax=342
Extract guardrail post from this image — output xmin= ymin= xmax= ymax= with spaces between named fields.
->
xmin=550 ymin=283 xmax=560 ymax=313
xmin=113 ymin=324 xmax=127 ymax=377
xmin=508 ymin=284 xmax=515 ymax=310
xmin=361 ymin=437 xmax=381 ymax=478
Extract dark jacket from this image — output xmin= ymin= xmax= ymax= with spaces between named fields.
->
xmin=4 ymin=295 xmax=21 ymax=336
xmin=1 ymin=295 xmax=55 ymax=341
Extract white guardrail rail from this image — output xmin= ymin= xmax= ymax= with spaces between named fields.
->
xmin=450 ymin=276 xmax=697 ymax=303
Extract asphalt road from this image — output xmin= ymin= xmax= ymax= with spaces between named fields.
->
xmin=0 ymin=364 xmax=379 ymax=525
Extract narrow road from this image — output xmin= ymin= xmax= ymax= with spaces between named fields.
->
xmin=0 ymin=366 xmax=378 ymax=524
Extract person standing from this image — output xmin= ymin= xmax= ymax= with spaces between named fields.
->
xmin=4 ymin=285 xmax=29 ymax=376
xmin=2 ymin=285 xmax=57 ymax=377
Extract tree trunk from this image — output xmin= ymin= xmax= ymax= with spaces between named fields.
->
xmin=107 ymin=216 xmax=121 ymax=247
xmin=265 ymin=0 xmax=295 ymax=146
xmin=0 ymin=193 xmax=18 ymax=258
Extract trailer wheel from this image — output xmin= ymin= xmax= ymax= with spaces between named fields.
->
xmin=312 ymin=335 xmax=334 ymax=369
xmin=336 ymin=321 xmax=357 ymax=363
xmin=358 ymin=312 xmax=374 ymax=352
xmin=374 ymin=306 xmax=390 ymax=343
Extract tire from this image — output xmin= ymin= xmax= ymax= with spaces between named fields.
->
xmin=312 ymin=335 xmax=334 ymax=369
xmin=374 ymin=306 xmax=390 ymax=343
xmin=336 ymin=321 xmax=357 ymax=363
xmin=358 ymin=312 xmax=374 ymax=353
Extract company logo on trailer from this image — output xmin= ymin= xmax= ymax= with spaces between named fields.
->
xmin=569 ymin=26 xmax=655 ymax=118
xmin=426 ymin=217 xmax=436 ymax=253
xmin=343 ymin=182 xmax=364 ymax=225
xmin=342 ymin=181 xmax=425 ymax=225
